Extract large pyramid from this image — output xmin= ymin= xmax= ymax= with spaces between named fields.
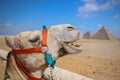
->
xmin=83 ymin=31 xmax=93 ymax=39
xmin=92 ymin=26 xmax=117 ymax=40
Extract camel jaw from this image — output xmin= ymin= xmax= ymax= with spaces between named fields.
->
xmin=60 ymin=40 xmax=82 ymax=54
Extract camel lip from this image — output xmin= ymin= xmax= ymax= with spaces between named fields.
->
xmin=63 ymin=39 xmax=82 ymax=48
xmin=63 ymin=39 xmax=79 ymax=44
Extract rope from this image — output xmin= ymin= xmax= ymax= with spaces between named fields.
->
xmin=49 ymin=65 xmax=53 ymax=80
xmin=4 ymin=52 xmax=11 ymax=80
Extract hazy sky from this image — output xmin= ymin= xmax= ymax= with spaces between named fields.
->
xmin=0 ymin=0 xmax=120 ymax=39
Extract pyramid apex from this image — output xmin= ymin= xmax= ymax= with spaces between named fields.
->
xmin=92 ymin=26 xmax=117 ymax=40
xmin=101 ymin=26 xmax=106 ymax=30
xmin=83 ymin=31 xmax=93 ymax=39
xmin=87 ymin=31 xmax=91 ymax=33
xmin=85 ymin=31 xmax=92 ymax=34
xmin=102 ymin=26 xmax=106 ymax=28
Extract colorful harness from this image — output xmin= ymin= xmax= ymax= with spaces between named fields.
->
xmin=10 ymin=26 xmax=55 ymax=80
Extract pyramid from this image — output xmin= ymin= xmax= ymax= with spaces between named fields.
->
xmin=83 ymin=31 xmax=93 ymax=39
xmin=92 ymin=26 xmax=117 ymax=40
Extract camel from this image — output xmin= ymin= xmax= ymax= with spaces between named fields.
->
xmin=5 ymin=24 xmax=82 ymax=80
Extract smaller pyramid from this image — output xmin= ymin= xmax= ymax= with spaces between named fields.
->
xmin=92 ymin=26 xmax=117 ymax=40
xmin=83 ymin=31 xmax=93 ymax=39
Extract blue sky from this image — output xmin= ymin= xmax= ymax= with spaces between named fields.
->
xmin=0 ymin=0 xmax=120 ymax=39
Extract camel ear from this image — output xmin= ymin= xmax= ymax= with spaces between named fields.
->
xmin=29 ymin=31 xmax=41 ymax=42
xmin=5 ymin=36 xmax=15 ymax=48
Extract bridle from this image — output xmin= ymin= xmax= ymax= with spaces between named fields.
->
xmin=12 ymin=28 xmax=47 ymax=54
xmin=11 ymin=28 xmax=48 ymax=80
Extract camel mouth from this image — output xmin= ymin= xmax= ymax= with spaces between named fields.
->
xmin=59 ymin=40 xmax=82 ymax=57
xmin=61 ymin=39 xmax=82 ymax=54
xmin=63 ymin=39 xmax=82 ymax=48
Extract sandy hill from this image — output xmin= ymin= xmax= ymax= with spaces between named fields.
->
xmin=83 ymin=31 xmax=93 ymax=39
xmin=92 ymin=27 xmax=117 ymax=40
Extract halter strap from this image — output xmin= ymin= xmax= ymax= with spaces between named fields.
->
xmin=12 ymin=47 xmax=42 ymax=54
xmin=12 ymin=29 xmax=47 ymax=54
xmin=12 ymin=28 xmax=48 ymax=80
xmin=13 ymin=54 xmax=43 ymax=80
xmin=42 ymin=29 xmax=47 ymax=46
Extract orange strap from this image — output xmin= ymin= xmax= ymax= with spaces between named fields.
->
xmin=12 ymin=29 xmax=48 ymax=80
xmin=13 ymin=54 xmax=43 ymax=80
xmin=12 ymin=47 xmax=42 ymax=54
xmin=12 ymin=29 xmax=47 ymax=54
xmin=42 ymin=29 xmax=47 ymax=46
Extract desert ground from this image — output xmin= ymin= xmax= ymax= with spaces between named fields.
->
xmin=0 ymin=37 xmax=120 ymax=80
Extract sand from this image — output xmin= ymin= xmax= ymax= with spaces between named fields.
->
xmin=0 ymin=37 xmax=120 ymax=80
xmin=78 ymin=39 xmax=120 ymax=60
xmin=57 ymin=55 xmax=120 ymax=80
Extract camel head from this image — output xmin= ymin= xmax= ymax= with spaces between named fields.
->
xmin=48 ymin=24 xmax=82 ymax=55
xmin=5 ymin=24 xmax=82 ymax=78
xmin=28 ymin=24 xmax=82 ymax=59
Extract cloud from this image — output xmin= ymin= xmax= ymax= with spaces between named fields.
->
xmin=82 ymin=0 xmax=96 ymax=3
xmin=0 ymin=23 xmax=42 ymax=35
xmin=78 ymin=0 xmax=120 ymax=18
xmin=113 ymin=14 xmax=120 ymax=19
xmin=0 ymin=24 xmax=28 ymax=35
xmin=96 ymin=24 xmax=103 ymax=29
xmin=77 ymin=12 xmax=96 ymax=18
xmin=108 ymin=0 xmax=120 ymax=6
xmin=78 ymin=3 xmax=99 ymax=13
xmin=79 ymin=25 xmax=84 ymax=29
xmin=5 ymin=23 xmax=12 ymax=26
xmin=76 ymin=25 xmax=84 ymax=30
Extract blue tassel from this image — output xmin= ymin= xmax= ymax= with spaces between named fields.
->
xmin=51 ymin=60 xmax=56 ymax=68
xmin=42 ymin=25 xmax=47 ymax=29
xmin=45 ymin=54 xmax=56 ymax=68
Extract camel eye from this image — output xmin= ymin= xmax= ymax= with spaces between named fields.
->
xmin=29 ymin=37 xmax=39 ymax=42
xmin=67 ymin=26 xmax=75 ymax=31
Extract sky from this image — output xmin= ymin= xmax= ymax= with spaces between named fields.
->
xmin=0 ymin=0 xmax=120 ymax=39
